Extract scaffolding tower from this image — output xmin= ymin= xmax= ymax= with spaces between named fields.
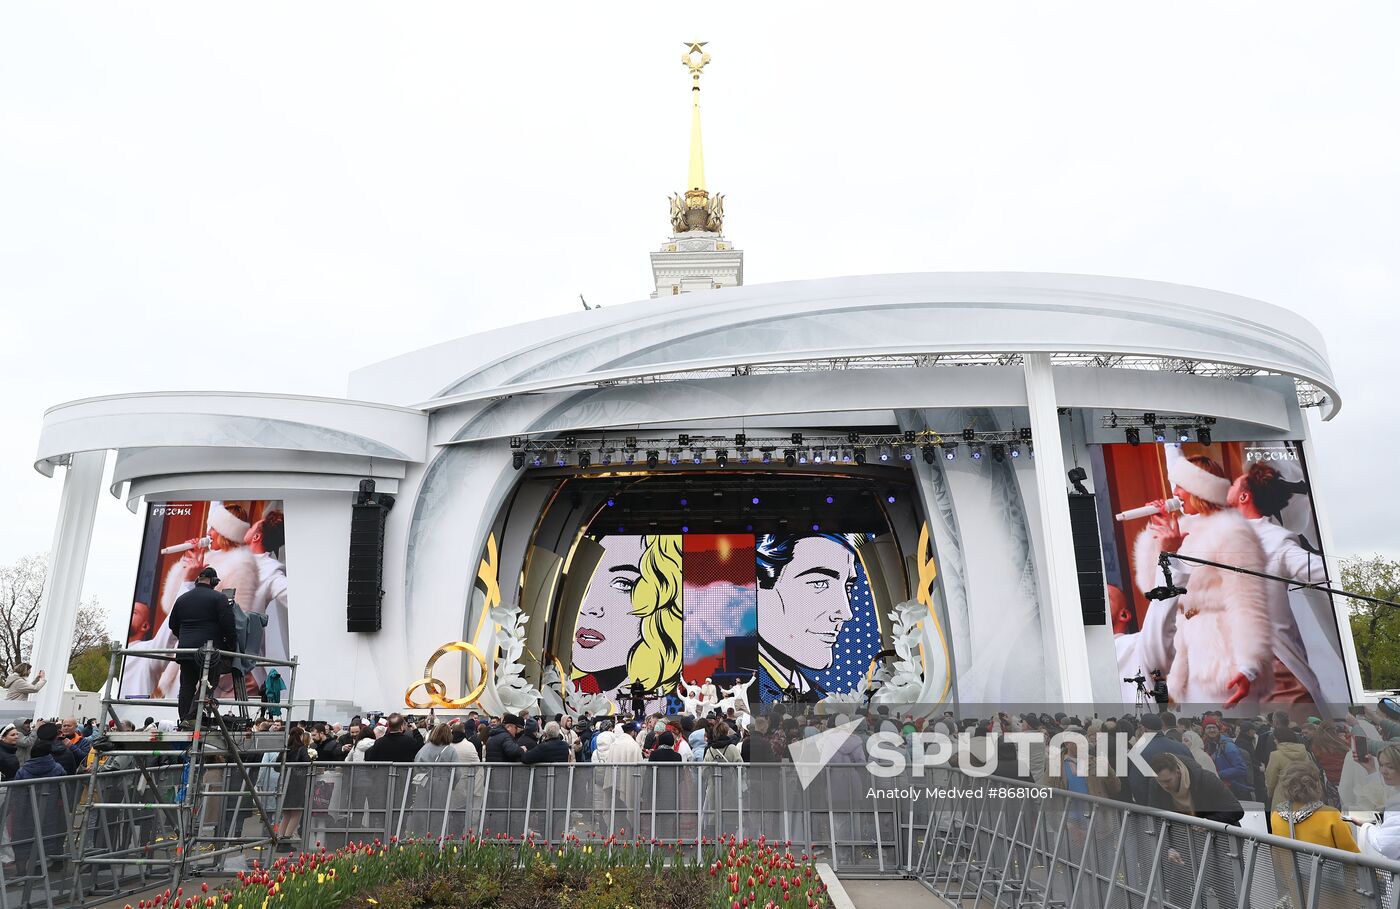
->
xmin=64 ymin=642 xmax=299 ymax=903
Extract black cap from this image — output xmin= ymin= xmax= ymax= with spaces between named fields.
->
xmin=198 ymin=566 xmax=220 ymax=583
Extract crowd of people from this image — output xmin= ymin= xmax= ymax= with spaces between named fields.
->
xmin=6 ymin=701 xmax=1400 ymax=876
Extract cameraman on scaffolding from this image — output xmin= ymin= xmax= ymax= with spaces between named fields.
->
xmin=169 ymin=565 xmax=237 ymax=729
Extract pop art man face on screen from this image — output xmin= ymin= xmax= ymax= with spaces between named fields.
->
xmin=755 ymin=533 xmax=858 ymax=670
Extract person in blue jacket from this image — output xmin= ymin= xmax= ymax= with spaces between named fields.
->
xmin=13 ymin=727 xmax=68 ymax=873
xmin=1203 ymin=716 xmax=1255 ymax=801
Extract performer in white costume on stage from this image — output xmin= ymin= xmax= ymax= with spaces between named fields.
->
xmin=1128 ymin=451 xmax=1273 ymax=709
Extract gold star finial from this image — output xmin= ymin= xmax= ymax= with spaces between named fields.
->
xmin=682 ymin=41 xmax=710 ymax=80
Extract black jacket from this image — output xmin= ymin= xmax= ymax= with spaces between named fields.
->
xmin=484 ymin=725 xmax=525 ymax=762
xmin=364 ymin=732 xmax=421 ymax=764
xmin=0 ymin=742 xmax=18 ymax=780
xmin=169 ymin=584 xmax=237 ymax=654
xmin=1128 ymin=735 xmax=1198 ymax=805
xmin=314 ymin=737 xmax=345 ymax=762
xmin=1147 ymin=759 xmax=1245 ymax=824
xmin=648 ymin=747 xmax=683 ymax=763
xmin=521 ymin=737 xmax=571 ymax=764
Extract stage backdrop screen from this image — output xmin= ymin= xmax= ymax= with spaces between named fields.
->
xmin=569 ymin=532 xmax=882 ymax=707
xmin=1094 ymin=440 xmax=1349 ymax=707
xmin=120 ymin=501 xmax=288 ymax=700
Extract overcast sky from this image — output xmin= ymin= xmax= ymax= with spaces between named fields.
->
xmin=2 ymin=3 xmax=1397 ymax=642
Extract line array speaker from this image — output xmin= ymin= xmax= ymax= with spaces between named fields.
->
xmin=347 ymin=490 xmax=393 ymax=632
xmin=1067 ymin=493 xmax=1107 ymax=625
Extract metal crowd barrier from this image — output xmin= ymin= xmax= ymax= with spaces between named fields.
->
xmin=911 ymin=766 xmax=1400 ymax=909
xmin=6 ymin=758 xmax=1400 ymax=909
xmin=0 ymin=763 xmax=187 ymax=909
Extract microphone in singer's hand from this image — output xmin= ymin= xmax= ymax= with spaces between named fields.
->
xmin=1115 ymin=497 xmax=1183 ymax=523
xmin=161 ymin=536 xmax=211 ymax=555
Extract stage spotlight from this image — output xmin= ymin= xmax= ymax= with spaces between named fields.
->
xmin=1125 ymin=427 xmax=1140 ymax=446
xmin=812 ymin=450 xmax=823 ymax=464
xmin=1152 ymin=424 xmax=1167 ymax=443
xmin=646 ymin=450 xmax=660 ymax=470
xmin=970 ymin=443 xmax=984 ymax=460
xmin=878 ymin=445 xmax=891 ymax=462
xmin=1198 ymin=426 xmax=1212 ymax=446
xmin=991 ymin=443 xmax=1006 ymax=463
xmin=854 ymin=446 xmax=867 ymax=465
xmin=760 ymin=449 xmax=773 ymax=464
xmin=921 ymin=443 xmax=936 ymax=464
xmin=825 ymin=495 xmax=835 ymax=505
xmin=556 ymin=452 xmax=569 ymax=467
xmin=784 ymin=450 xmax=797 ymax=468
xmin=680 ymin=498 xmax=688 ymax=507
xmin=600 ymin=449 xmax=613 ymax=466
xmin=531 ymin=455 xmax=543 ymax=468
xmin=801 ymin=450 xmax=811 ymax=464
xmin=943 ymin=442 xmax=957 ymax=461
xmin=903 ymin=430 xmax=916 ymax=444
xmin=1175 ymin=426 xmax=1190 ymax=443
xmin=678 ymin=433 xmax=691 ymax=447
xmin=886 ymin=493 xmax=897 ymax=504
xmin=737 ymin=447 xmax=751 ymax=464
xmin=606 ymin=497 xmax=615 ymax=507
xmin=791 ymin=432 xmax=804 ymax=446
xmin=668 ymin=449 xmax=681 ymax=465
xmin=1142 ymin=413 xmax=1156 ymax=426
xmin=577 ymin=450 xmax=591 ymax=469
xmin=1009 ymin=443 xmax=1021 ymax=459
xmin=512 ymin=451 xmax=525 ymax=470
xmin=691 ymin=449 xmax=704 ymax=465
xmin=839 ymin=449 xmax=851 ymax=463
xmin=735 ymin=433 xmax=747 ymax=447
xmin=681 ymin=525 xmax=689 ymax=533
xmin=1028 ymin=443 xmax=1035 ymax=458
xmin=962 ymin=428 xmax=976 ymax=443
xmin=624 ymin=449 xmax=636 ymax=465
xmin=847 ymin=431 xmax=860 ymax=444
xmin=751 ymin=496 xmax=760 ymax=505
xmin=811 ymin=523 xmax=821 ymax=532
xmin=1019 ymin=428 xmax=1033 ymax=441
xmin=716 ymin=449 xmax=729 ymax=468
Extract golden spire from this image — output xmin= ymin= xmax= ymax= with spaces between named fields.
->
xmin=671 ymin=41 xmax=724 ymax=234
xmin=682 ymin=40 xmax=710 ymax=193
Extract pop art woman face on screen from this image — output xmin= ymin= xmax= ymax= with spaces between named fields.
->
xmin=573 ymin=536 xmax=645 ymax=675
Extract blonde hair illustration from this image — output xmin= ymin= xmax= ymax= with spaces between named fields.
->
xmin=627 ymin=534 xmax=684 ymax=693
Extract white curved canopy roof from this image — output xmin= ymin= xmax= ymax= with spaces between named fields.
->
xmin=347 ymin=272 xmax=1339 ymax=418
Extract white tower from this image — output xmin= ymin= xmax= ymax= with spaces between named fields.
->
xmin=650 ymin=41 xmax=744 ymax=298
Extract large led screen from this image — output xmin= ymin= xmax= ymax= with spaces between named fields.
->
xmin=120 ymin=501 xmax=289 ymax=700
xmin=1095 ymin=440 xmax=1349 ymax=709
xmin=569 ymin=532 xmax=883 ymax=708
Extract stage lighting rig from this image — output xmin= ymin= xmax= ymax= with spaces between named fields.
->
xmin=1008 ymin=443 xmax=1021 ymax=459
xmin=646 ymin=450 xmax=660 ymax=470
xmin=942 ymin=441 xmax=957 ymax=460
xmin=1152 ymin=424 xmax=1167 ymax=442
xmin=1125 ymin=427 xmax=1140 ymax=446
xmin=1175 ymin=426 xmax=1191 ymax=443
xmin=512 ymin=451 xmax=525 ymax=470
xmin=715 ymin=449 xmax=730 ymax=468
xmin=921 ymin=443 xmax=937 ymax=464
xmin=784 ymin=450 xmax=797 ymax=467
xmin=853 ymin=446 xmax=867 ymax=465
xmin=1198 ymin=426 xmax=1212 ymax=446
xmin=969 ymin=442 xmax=984 ymax=461
xmin=962 ymin=428 xmax=976 ymax=443
xmin=577 ymin=450 xmax=591 ymax=468
xmin=991 ymin=443 xmax=1006 ymax=463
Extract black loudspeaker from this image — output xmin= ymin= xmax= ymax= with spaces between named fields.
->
xmin=1067 ymin=494 xmax=1107 ymax=625
xmin=347 ymin=490 xmax=393 ymax=632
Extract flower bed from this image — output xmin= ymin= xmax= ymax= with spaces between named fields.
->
xmin=125 ymin=834 xmax=831 ymax=909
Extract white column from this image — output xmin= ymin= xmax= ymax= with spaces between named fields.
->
xmin=30 ymin=450 xmax=106 ymax=719
xmin=1021 ymin=355 xmax=1095 ymax=703
xmin=1299 ymin=421 xmax=1368 ymax=701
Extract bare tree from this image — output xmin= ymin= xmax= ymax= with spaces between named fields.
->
xmin=0 ymin=553 xmax=109 ymax=678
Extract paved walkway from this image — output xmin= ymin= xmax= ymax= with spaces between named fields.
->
xmin=840 ymin=877 xmax=949 ymax=909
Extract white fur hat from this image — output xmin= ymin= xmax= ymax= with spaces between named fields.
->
xmin=1168 ymin=457 xmax=1230 ymax=506
xmin=207 ymin=502 xmax=251 ymax=542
